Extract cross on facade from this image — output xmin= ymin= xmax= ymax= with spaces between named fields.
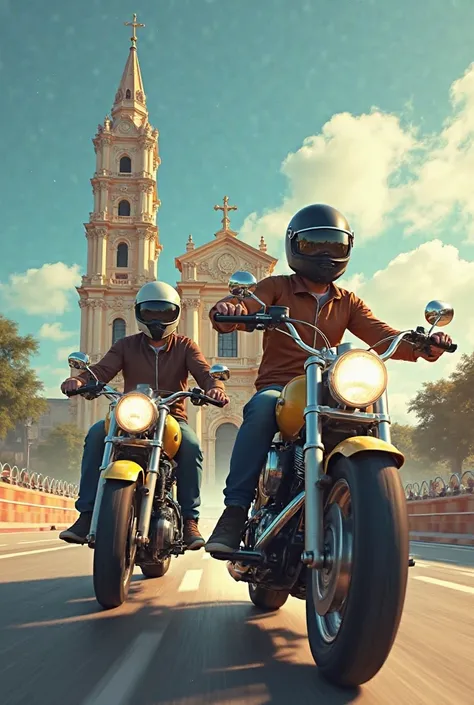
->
xmin=214 ymin=196 xmax=237 ymax=233
xmin=124 ymin=13 xmax=145 ymax=47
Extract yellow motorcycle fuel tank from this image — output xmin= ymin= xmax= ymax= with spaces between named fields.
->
xmin=275 ymin=375 xmax=306 ymax=441
xmin=163 ymin=414 xmax=182 ymax=459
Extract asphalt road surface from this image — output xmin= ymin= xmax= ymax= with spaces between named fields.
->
xmin=0 ymin=519 xmax=472 ymax=705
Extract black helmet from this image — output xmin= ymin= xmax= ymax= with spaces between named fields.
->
xmin=285 ymin=204 xmax=354 ymax=284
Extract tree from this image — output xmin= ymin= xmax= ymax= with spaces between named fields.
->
xmin=390 ymin=422 xmax=443 ymax=482
xmin=0 ymin=315 xmax=47 ymax=439
xmin=36 ymin=424 xmax=85 ymax=482
xmin=408 ymin=378 xmax=473 ymax=475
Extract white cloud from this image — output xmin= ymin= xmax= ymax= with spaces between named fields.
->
xmin=339 ymin=240 xmax=474 ymax=422
xmin=240 ymin=62 xmax=474 ymax=252
xmin=398 ymin=64 xmax=474 ymax=239
xmin=240 ymin=110 xmax=417 ymax=256
xmin=56 ymin=346 xmax=73 ymax=362
xmin=39 ymin=322 xmax=75 ymax=341
xmin=35 ymin=365 xmax=68 ymax=399
xmin=0 ymin=262 xmax=81 ymax=315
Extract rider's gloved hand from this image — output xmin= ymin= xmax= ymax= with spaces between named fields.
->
xmin=61 ymin=378 xmax=85 ymax=395
xmin=215 ymin=301 xmax=248 ymax=315
xmin=207 ymin=388 xmax=229 ymax=405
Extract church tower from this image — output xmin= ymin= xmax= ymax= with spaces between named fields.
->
xmin=75 ymin=15 xmax=161 ymax=430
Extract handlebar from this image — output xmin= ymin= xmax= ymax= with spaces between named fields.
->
xmin=214 ymin=311 xmax=458 ymax=361
xmin=66 ymin=382 xmax=227 ymax=408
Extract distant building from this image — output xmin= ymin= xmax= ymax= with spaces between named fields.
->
xmin=0 ymin=398 xmax=70 ymax=467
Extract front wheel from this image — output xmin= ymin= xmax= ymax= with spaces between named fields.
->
xmin=141 ymin=557 xmax=171 ymax=578
xmin=249 ymin=583 xmax=289 ymax=611
xmin=93 ymin=480 xmax=138 ymax=610
xmin=306 ymin=451 xmax=409 ymax=687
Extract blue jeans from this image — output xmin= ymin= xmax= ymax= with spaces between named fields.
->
xmin=75 ymin=418 xmax=203 ymax=520
xmin=224 ymin=385 xmax=283 ymax=508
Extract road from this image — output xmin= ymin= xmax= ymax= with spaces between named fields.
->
xmin=0 ymin=518 xmax=472 ymax=705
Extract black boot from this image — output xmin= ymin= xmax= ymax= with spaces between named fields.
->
xmin=205 ymin=507 xmax=248 ymax=553
xmin=59 ymin=512 xmax=92 ymax=545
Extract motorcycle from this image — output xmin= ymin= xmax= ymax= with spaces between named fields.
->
xmin=211 ymin=270 xmax=457 ymax=688
xmin=66 ymin=352 xmax=229 ymax=610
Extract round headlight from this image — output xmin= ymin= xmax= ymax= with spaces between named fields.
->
xmin=328 ymin=350 xmax=388 ymax=408
xmin=115 ymin=392 xmax=157 ymax=434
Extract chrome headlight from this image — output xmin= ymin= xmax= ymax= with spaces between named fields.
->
xmin=115 ymin=392 xmax=158 ymax=434
xmin=328 ymin=350 xmax=388 ymax=408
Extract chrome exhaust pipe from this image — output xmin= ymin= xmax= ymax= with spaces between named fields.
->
xmin=254 ymin=491 xmax=305 ymax=551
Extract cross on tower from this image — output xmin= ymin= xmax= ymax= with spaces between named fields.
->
xmin=124 ymin=13 xmax=145 ymax=47
xmin=214 ymin=196 xmax=237 ymax=233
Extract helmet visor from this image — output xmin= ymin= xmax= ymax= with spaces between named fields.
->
xmin=137 ymin=300 xmax=180 ymax=324
xmin=292 ymin=228 xmax=351 ymax=259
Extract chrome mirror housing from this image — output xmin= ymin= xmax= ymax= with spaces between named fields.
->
xmin=68 ymin=352 xmax=90 ymax=370
xmin=424 ymin=301 xmax=454 ymax=328
xmin=209 ymin=364 xmax=231 ymax=381
xmin=228 ymin=271 xmax=257 ymax=298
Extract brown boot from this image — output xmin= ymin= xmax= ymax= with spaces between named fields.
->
xmin=183 ymin=519 xmax=205 ymax=550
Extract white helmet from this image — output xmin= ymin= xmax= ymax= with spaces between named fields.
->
xmin=135 ymin=281 xmax=181 ymax=341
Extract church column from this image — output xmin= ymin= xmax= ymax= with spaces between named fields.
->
xmin=137 ymin=229 xmax=146 ymax=276
xmin=183 ymin=298 xmax=202 ymax=442
xmin=95 ymin=228 xmax=107 ymax=278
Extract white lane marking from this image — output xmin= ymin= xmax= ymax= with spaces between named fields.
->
xmin=82 ymin=628 xmax=168 ymax=705
xmin=0 ymin=544 xmax=7 ymax=547
xmin=178 ymin=569 xmax=203 ymax=592
xmin=0 ymin=545 xmax=79 ymax=560
xmin=19 ymin=539 xmax=59 ymax=545
xmin=414 ymin=576 xmax=474 ymax=595
xmin=414 ymin=561 xmax=474 ymax=577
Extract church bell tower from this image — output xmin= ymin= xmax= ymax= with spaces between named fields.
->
xmin=74 ymin=15 xmax=161 ymax=430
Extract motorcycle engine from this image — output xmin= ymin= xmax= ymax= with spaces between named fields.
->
xmin=149 ymin=504 xmax=179 ymax=557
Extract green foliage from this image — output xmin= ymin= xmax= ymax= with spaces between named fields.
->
xmin=0 ymin=315 xmax=47 ymax=439
xmin=407 ymin=351 xmax=474 ymax=475
xmin=36 ymin=424 xmax=85 ymax=482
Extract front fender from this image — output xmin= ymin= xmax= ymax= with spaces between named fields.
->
xmin=102 ymin=459 xmax=144 ymax=483
xmin=324 ymin=436 xmax=404 ymax=471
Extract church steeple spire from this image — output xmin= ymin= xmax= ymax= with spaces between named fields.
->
xmin=112 ymin=14 xmax=147 ymax=120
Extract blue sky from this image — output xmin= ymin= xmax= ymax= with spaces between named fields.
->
xmin=2 ymin=0 xmax=474 ymax=419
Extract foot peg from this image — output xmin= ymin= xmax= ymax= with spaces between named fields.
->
xmin=209 ymin=549 xmax=264 ymax=565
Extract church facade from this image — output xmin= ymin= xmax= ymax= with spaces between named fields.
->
xmin=72 ymin=17 xmax=277 ymax=484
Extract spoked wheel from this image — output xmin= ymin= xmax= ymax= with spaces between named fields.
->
xmin=141 ymin=557 xmax=171 ymax=579
xmin=249 ymin=583 xmax=289 ymax=611
xmin=93 ymin=480 xmax=138 ymax=610
xmin=306 ymin=451 xmax=409 ymax=687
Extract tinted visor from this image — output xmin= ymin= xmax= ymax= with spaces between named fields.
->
xmin=292 ymin=228 xmax=351 ymax=259
xmin=137 ymin=300 xmax=180 ymax=323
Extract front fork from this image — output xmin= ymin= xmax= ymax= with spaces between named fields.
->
xmin=301 ymin=356 xmax=327 ymax=569
xmin=87 ymin=408 xmax=169 ymax=548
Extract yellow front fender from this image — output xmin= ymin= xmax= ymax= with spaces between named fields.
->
xmin=102 ymin=459 xmax=144 ymax=483
xmin=324 ymin=436 xmax=404 ymax=472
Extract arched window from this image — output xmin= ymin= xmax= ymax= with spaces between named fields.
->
xmin=116 ymin=243 xmax=128 ymax=268
xmin=125 ymin=89 xmax=131 ymax=99
xmin=112 ymin=318 xmax=126 ymax=345
xmin=218 ymin=331 xmax=238 ymax=358
xmin=118 ymin=199 xmax=131 ymax=216
xmin=119 ymin=156 xmax=131 ymax=173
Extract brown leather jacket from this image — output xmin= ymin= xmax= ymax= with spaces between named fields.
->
xmin=74 ymin=333 xmax=225 ymax=421
xmin=210 ymin=274 xmax=425 ymax=392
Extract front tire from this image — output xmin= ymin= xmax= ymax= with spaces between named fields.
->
xmin=306 ymin=451 xmax=409 ymax=687
xmin=249 ymin=583 xmax=289 ymax=611
xmin=93 ymin=480 xmax=138 ymax=610
xmin=141 ymin=557 xmax=171 ymax=578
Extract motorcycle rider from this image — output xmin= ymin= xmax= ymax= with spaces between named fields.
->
xmin=205 ymin=203 xmax=452 ymax=553
xmin=59 ymin=281 xmax=228 ymax=549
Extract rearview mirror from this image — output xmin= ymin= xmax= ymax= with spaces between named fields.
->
xmin=68 ymin=352 xmax=90 ymax=371
xmin=209 ymin=364 xmax=231 ymax=381
xmin=228 ymin=271 xmax=257 ymax=298
xmin=424 ymin=301 xmax=454 ymax=328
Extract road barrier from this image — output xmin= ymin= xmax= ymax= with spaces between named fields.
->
xmin=1 ymin=461 xmax=473 ymax=543
xmin=405 ymin=472 xmax=474 ymax=546
xmin=0 ymin=463 xmax=78 ymax=533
